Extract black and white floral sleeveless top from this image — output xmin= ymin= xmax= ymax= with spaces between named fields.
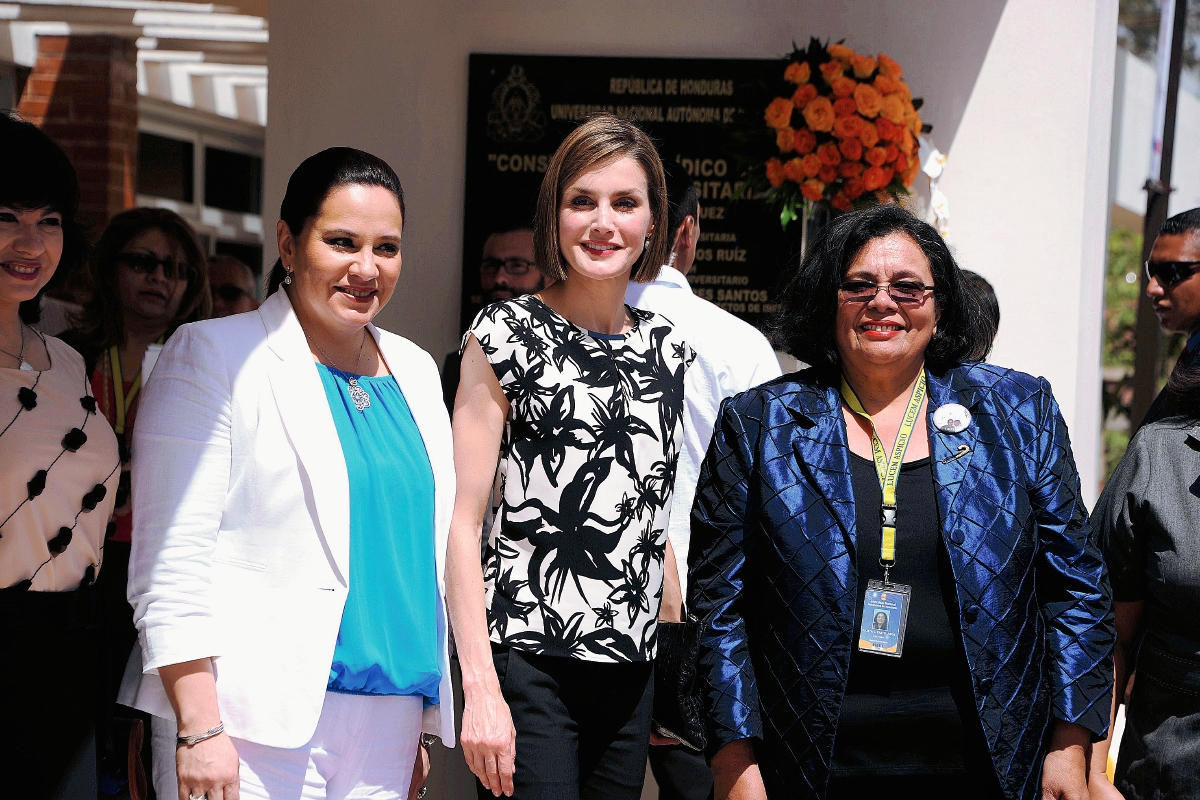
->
xmin=466 ymin=295 xmax=694 ymax=662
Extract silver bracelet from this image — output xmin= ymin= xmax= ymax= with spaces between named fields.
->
xmin=177 ymin=722 xmax=225 ymax=747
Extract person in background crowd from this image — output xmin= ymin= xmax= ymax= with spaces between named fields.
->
xmin=961 ymin=269 xmax=999 ymax=342
xmin=447 ymin=114 xmax=693 ymax=800
xmin=59 ymin=206 xmax=211 ymax=792
xmin=441 ymin=222 xmax=545 ymax=410
xmin=0 ymin=112 xmax=121 ymax=798
xmin=689 ymin=205 xmax=1113 ymax=800
xmin=1091 ymin=357 xmax=1200 ymax=800
xmin=209 ymin=253 xmax=260 ymax=318
xmin=625 ymin=174 xmax=781 ymax=800
xmin=122 ymin=147 xmax=455 ymax=800
xmin=1138 ymin=207 xmax=1200 ymax=428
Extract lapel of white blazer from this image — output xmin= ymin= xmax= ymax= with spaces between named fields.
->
xmin=259 ymin=291 xmax=351 ymax=585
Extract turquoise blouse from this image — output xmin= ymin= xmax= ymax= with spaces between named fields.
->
xmin=317 ymin=364 xmax=441 ymax=701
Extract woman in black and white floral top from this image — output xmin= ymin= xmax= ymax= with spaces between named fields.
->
xmin=447 ymin=114 xmax=692 ymax=800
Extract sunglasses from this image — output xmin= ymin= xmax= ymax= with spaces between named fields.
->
xmin=1145 ymin=260 xmax=1200 ymax=286
xmin=117 ymin=251 xmax=192 ymax=281
xmin=839 ymin=279 xmax=935 ymax=305
xmin=213 ymin=284 xmax=250 ymax=302
xmin=481 ymin=257 xmax=535 ymax=277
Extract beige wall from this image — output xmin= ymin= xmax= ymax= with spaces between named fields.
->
xmin=267 ymin=0 xmax=1115 ymax=501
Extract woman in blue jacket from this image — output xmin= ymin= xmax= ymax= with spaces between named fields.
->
xmin=688 ymin=205 xmax=1113 ymax=800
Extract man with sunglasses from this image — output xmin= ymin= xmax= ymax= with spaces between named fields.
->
xmin=208 ymin=254 xmax=260 ymax=318
xmin=1140 ymin=207 xmax=1200 ymax=427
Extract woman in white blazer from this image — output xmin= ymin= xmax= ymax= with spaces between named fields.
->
xmin=123 ymin=148 xmax=455 ymax=800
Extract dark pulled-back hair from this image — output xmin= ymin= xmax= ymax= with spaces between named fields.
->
xmin=770 ymin=204 xmax=995 ymax=375
xmin=267 ymin=147 xmax=405 ymax=295
xmin=534 ymin=114 xmax=669 ymax=284
xmin=1 ymin=113 xmax=88 ymax=324
xmin=71 ymin=207 xmax=210 ymax=355
xmin=1161 ymin=207 xmax=1200 ymax=238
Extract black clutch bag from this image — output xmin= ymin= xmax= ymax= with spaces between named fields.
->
xmin=652 ymin=614 xmax=707 ymax=752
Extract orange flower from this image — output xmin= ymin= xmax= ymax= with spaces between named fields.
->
xmin=817 ymin=142 xmax=842 ymax=167
xmin=894 ymin=80 xmax=912 ymax=101
xmin=776 ymin=127 xmax=796 ymax=153
xmin=818 ymin=165 xmax=838 ymax=183
xmin=793 ymin=127 xmax=817 ymax=154
xmin=783 ymin=157 xmax=806 ymax=183
xmin=874 ymin=75 xmax=897 ymax=95
xmin=839 ymin=160 xmax=863 ymax=178
xmin=852 ymin=55 xmax=877 ymax=79
xmin=819 ymin=59 xmax=845 ymax=83
xmin=875 ymin=117 xmax=897 ymax=141
xmin=833 ymin=97 xmax=859 ymax=117
xmin=858 ymin=121 xmax=880 ymax=148
xmin=880 ymin=166 xmax=895 ymax=187
xmin=839 ymin=137 xmax=863 ymax=162
xmin=880 ymin=94 xmax=906 ymax=124
xmin=765 ymin=97 xmax=794 ymax=129
xmin=865 ymin=146 xmax=888 ymax=166
xmin=831 ymin=76 xmax=857 ymax=98
xmin=877 ymin=53 xmax=903 ymax=78
xmin=907 ymin=112 xmax=923 ymax=137
xmin=902 ymin=158 xmax=920 ymax=186
xmin=800 ymin=178 xmax=825 ymax=202
xmin=901 ymin=127 xmax=916 ymax=153
xmin=832 ymin=115 xmax=863 ymax=140
xmin=801 ymin=153 xmax=822 ymax=177
xmin=893 ymin=153 xmax=908 ymax=175
xmin=853 ymin=83 xmax=883 ymax=118
xmin=784 ymin=61 xmax=811 ymax=84
xmin=844 ymin=176 xmax=866 ymax=199
xmin=828 ymin=43 xmax=855 ymax=62
xmin=766 ymin=158 xmax=786 ymax=188
xmin=792 ymin=83 xmax=818 ymax=108
xmin=831 ymin=191 xmax=854 ymax=212
xmin=862 ymin=165 xmax=887 ymax=191
xmin=802 ymin=96 xmax=836 ymax=132
xmin=884 ymin=144 xmax=899 ymax=163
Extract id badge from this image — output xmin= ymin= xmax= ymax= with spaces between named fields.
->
xmin=857 ymin=580 xmax=911 ymax=658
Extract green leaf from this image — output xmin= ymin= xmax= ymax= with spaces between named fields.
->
xmin=780 ymin=204 xmax=797 ymax=229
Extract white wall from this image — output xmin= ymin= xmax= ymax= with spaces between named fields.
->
xmin=1112 ymin=48 xmax=1200 ymax=217
xmin=267 ymin=0 xmax=1115 ymax=499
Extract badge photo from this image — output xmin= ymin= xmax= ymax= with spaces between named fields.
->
xmin=933 ymin=403 xmax=971 ymax=434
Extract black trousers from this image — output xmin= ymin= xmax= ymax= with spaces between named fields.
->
xmin=0 ymin=584 xmax=100 ymax=800
xmin=648 ymin=744 xmax=713 ymax=800
xmin=480 ymin=645 xmax=653 ymax=800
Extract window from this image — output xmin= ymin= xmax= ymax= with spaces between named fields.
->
xmin=138 ymin=132 xmax=194 ymax=203
xmin=204 ymin=146 xmax=263 ymax=214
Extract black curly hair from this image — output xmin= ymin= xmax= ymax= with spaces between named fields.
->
xmin=769 ymin=204 xmax=995 ymax=376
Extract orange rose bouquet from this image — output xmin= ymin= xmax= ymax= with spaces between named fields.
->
xmin=746 ymin=38 xmax=929 ymax=226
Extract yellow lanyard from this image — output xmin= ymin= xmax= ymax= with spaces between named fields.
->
xmin=839 ymin=371 xmax=927 ymax=566
xmin=109 ymin=345 xmax=142 ymax=436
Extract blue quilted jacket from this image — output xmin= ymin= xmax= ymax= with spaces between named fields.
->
xmin=687 ymin=363 xmax=1113 ymax=799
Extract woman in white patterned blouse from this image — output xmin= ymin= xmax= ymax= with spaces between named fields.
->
xmin=447 ymin=114 xmax=693 ymax=800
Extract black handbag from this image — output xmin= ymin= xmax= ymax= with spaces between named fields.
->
xmin=652 ymin=613 xmax=707 ymax=752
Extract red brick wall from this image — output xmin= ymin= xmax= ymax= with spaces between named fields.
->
xmin=17 ymin=35 xmax=139 ymax=229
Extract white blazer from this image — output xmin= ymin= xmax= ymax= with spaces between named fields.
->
xmin=122 ymin=290 xmax=456 ymax=749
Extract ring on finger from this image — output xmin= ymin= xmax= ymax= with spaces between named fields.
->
xmin=417 ymin=788 xmax=427 ymax=799
xmin=189 ymin=794 xmax=207 ymax=800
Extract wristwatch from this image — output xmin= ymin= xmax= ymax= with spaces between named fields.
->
xmin=419 ymin=733 xmax=438 ymax=750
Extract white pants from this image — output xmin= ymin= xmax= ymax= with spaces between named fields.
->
xmin=152 ymin=692 xmax=423 ymax=800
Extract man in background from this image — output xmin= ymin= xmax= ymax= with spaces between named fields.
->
xmin=443 ymin=224 xmax=544 ymax=409
xmin=208 ymin=253 xmax=259 ymax=318
xmin=1140 ymin=207 xmax=1200 ymax=427
xmin=626 ymin=176 xmax=782 ymax=800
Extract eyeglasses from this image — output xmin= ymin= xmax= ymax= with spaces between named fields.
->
xmin=480 ymin=257 xmax=535 ymax=277
xmin=117 ymin=251 xmax=192 ymax=281
xmin=213 ymin=284 xmax=250 ymax=302
xmin=839 ymin=279 xmax=935 ymax=305
xmin=1145 ymin=259 xmax=1200 ymax=286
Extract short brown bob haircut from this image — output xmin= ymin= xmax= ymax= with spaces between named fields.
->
xmin=534 ymin=113 xmax=669 ymax=283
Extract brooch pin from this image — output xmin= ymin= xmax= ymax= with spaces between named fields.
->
xmin=932 ymin=403 xmax=971 ymax=434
